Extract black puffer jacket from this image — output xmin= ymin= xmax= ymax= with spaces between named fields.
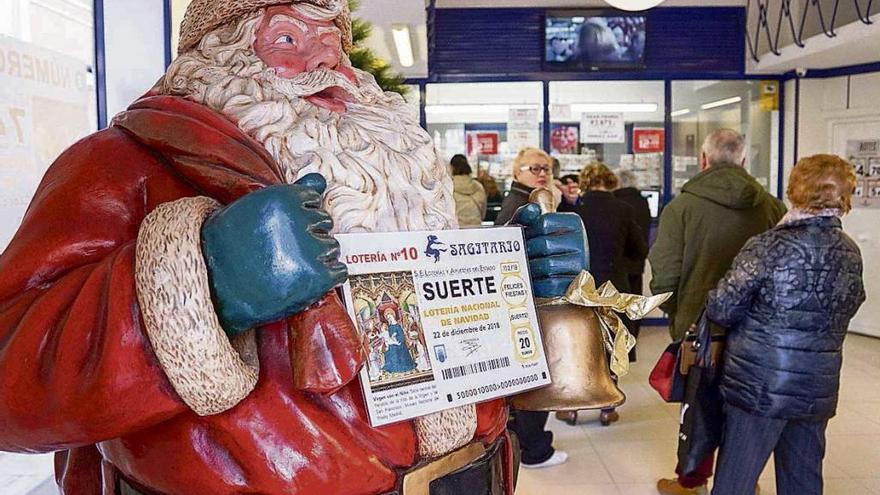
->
xmin=707 ymin=215 xmax=865 ymax=420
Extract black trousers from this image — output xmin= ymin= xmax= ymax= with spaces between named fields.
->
xmin=712 ymin=404 xmax=828 ymax=495
xmin=508 ymin=409 xmax=554 ymax=465
xmin=626 ymin=273 xmax=643 ymax=361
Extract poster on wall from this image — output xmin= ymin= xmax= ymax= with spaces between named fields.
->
xmin=337 ymin=228 xmax=551 ymax=427
xmin=508 ymin=129 xmax=541 ymax=151
xmin=550 ymin=124 xmax=579 ymax=154
xmin=581 ymin=112 xmax=625 ymax=143
xmin=466 ymin=131 xmax=500 ymax=155
xmin=508 ymin=107 xmax=540 ymax=130
xmin=633 ymin=128 xmax=665 ymax=153
xmin=847 ymin=139 xmax=880 ymax=209
xmin=508 ymin=107 xmax=541 ymax=152
xmin=0 ymin=36 xmax=96 ymax=251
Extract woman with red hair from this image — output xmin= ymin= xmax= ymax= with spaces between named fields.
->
xmin=707 ymin=154 xmax=866 ymax=495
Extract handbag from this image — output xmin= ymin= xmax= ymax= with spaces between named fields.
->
xmin=678 ymin=324 xmax=725 ymax=375
xmin=676 ymin=309 xmax=726 ymax=475
xmin=648 ymin=340 xmax=687 ymax=403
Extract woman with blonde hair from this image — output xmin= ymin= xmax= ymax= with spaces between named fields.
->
xmin=707 ymin=154 xmax=865 ymax=495
xmin=495 ymin=147 xmax=555 ymax=225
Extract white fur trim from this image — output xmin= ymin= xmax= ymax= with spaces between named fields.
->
xmin=135 ymin=197 xmax=259 ymax=416
xmin=415 ymin=404 xmax=477 ymax=459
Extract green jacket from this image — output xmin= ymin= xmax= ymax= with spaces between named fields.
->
xmin=649 ymin=164 xmax=786 ymax=340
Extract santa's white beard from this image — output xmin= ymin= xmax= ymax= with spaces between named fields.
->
xmin=161 ymin=40 xmax=456 ymax=235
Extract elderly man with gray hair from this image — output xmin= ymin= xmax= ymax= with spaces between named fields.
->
xmin=649 ymin=128 xmax=786 ymax=495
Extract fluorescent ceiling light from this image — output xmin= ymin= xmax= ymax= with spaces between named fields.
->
xmin=701 ymin=96 xmax=742 ymax=110
xmin=391 ymin=24 xmax=414 ymax=68
xmin=425 ymin=104 xmax=540 ymax=115
xmin=671 ymin=108 xmax=690 ymax=117
xmin=570 ymin=103 xmax=658 ymax=113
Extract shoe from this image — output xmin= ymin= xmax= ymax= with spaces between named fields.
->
xmin=656 ymin=478 xmax=708 ymax=495
xmin=555 ymin=411 xmax=578 ymax=425
xmin=521 ymin=450 xmax=568 ymax=469
xmin=599 ymin=409 xmax=620 ymax=426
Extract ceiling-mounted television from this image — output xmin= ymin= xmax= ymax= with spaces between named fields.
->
xmin=545 ymin=10 xmax=647 ymax=71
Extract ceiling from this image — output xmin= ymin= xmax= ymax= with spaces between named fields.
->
xmin=355 ymin=0 xmax=429 ymax=78
xmin=748 ymin=13 xmax=880 ymax=74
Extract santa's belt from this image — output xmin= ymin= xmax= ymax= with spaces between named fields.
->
xmin=118 ymin=438 xmax=508 ymax=495
xmin=384 ymin=437 xmax=507 ymax=495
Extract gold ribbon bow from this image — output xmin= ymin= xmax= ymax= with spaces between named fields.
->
xmin=562 ymin=271 xmax=672 ymax=377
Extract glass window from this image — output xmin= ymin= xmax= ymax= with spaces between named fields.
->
xmin=0 ymin=7 xmax=96 ymax=495
xmin=0 ymin=0 xmax=96 ymax=251
xmin=671 ymin=80 xmax=780 ymax=196
xmin=170 ymin=0 xmax=191 ymax=56
xmin=425 ymin=82 xmax=544 ymax=183
xmin=549 ymin=80 xmax=665 ymax=195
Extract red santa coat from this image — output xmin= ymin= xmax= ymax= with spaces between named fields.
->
xmin=0 ymin=96 xmax=509 ymax=494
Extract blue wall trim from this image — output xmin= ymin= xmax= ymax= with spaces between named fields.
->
xmin=643 ymin=317 xmax=669 ymax=327
xmin=781 ymin=60 xmax=880 ymax=80
xmin=542 ymin=81 xmax=551 ymax=154
xmin=663 ymin=80 xmax=673 ymax=206
xmin=424 ymin=72 xmax=777 ymax=84
xmin=163 ymin=0 xmax=173 ymax=68
xmin=794 ymin=77 xmax=801 ymax=164
xmin=777 ymin=81 xmax=786 ymax=199
xmin=93 ymin=0 xmax=108 ymax=129
xmin=432 ymin=7 xmax=747 ymax=79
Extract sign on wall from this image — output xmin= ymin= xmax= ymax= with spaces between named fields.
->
xmin=581 ymin=112 xmax=625 ymax=143
xmin=633 ymin=128 xmax=665 ymax=153
xmin=508 ymin=107 xmax=541 ymax=151
xmin=0 ymin=36 xmax=96 ymax=251
xmin=466 ymin=131 xmax=500 ymax=155
xmin=847 ymin=139 xmax=880 ymax=209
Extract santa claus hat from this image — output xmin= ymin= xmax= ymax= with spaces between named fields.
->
xmin=178 ymin=0 xmax=352 ymax=56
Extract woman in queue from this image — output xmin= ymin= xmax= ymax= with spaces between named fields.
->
xmin=450 ymin=154 xmax=487 ymax=227
xmin=708 ymin=154 xmax=866 ymax=495
xmin=557 ymin=162 xmax=647 ymax=426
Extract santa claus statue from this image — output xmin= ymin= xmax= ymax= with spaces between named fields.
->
xmin=0 ymin=1 xmax=587 ymax=493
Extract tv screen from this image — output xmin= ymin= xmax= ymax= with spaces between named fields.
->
xmin=545 ymin=11 xmax=647 ymax=70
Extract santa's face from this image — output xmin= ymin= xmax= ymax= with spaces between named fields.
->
xmin=253 ymin=6 xmax=357 ymax=113
xmin=161 ymin=8 xmax=457 ymax=234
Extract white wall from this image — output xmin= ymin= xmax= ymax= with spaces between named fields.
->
xmin=103 ymin=0 xmax=166 ymax=118
xmin=789 ymin=72 xmax=880 ymax=337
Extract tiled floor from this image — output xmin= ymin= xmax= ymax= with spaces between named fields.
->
xmin=1 ymin=327 xmax=877 ymax=495
xmin=515 ymin=326 xmax=880 ymax=495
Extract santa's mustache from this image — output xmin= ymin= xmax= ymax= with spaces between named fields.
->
xmin=261 ymin=67 xmax=379 ymax=103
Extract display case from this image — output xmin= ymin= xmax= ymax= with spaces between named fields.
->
xmin=671 ymin=80 xmax=780 ymax=195
xmin=549 ymin=80 xmax=665 ymax=194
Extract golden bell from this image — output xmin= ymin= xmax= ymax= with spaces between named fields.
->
xmin=510 ymin=301 xmax=625 ymax=411
xmin=509 ymin=187 xmax=626 ymax=412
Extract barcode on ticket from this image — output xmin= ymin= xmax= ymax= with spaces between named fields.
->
xmin=441 ymin=357 xmax=511 ymax=380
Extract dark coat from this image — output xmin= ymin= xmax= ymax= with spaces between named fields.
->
xmin=707 ymin=216 xmax=865 ymax=420
xmin=648 ymin=164 xmax=787 ymax=340
xmin=560 ymin=190 xmax=647 ymax=291
xmin=495 ymin=181 xmax=534 ymax=226
xmin=613 ymin=187 xmax=651 ymax=274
